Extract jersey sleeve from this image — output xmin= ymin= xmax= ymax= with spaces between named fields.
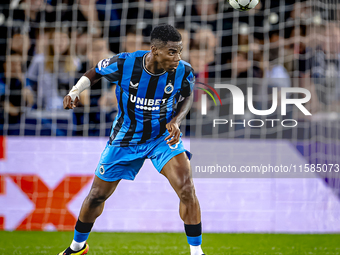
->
xmin=180 ymin=66 xmax=195 ymax=97
xmin=95 ymin=55 xmax=121 ymax=83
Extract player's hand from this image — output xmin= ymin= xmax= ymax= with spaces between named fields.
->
xmin=63 ymin=95 xmax=79 ymax=109
xmin=165 ymin=121 xmax=180 ymax=145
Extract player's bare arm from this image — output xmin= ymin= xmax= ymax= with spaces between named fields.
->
xmin=165 ymin=93 xmax=193 ymax=145
xmin=63 ymin=68 xmax=102 ymax=109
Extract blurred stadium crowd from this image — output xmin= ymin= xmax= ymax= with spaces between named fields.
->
xmin=0 ymin=0 xmax=339 ymax=136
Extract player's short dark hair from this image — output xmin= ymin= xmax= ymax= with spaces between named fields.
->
xmin=150 ymin=24 xmax=182 ymax=47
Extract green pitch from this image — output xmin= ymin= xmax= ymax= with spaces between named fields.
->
xmin=0 ymin=231 xmax=340 ymax=254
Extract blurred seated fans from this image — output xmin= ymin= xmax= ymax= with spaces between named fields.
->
xmin=6 ymin=0 xmax=57 ymax=56
xmin=311 ymin=23 xmax=340 ymax=110
xmin=189 ymin=0 xmax=232 ymax=70
xmin=0 ymin=54 xmax=33 ymax=135
xmin=73 ymin=37 xmax=117 ymax=136
xmin=26 ymin=28 xmax=80 ymax=110
xmin=176 ymin=26 xmax=190 ymax=62
xmin=0 ymin=24 xmax=33 ymax=71
xmin=189 ymin=28 xmax=217 ymax=81
xmin=61 ymin=0 xmax=124 ymax=56
xmin=62 ymin=0 xmax=103 ymax=61
xmin=25 ymin=29 xmax=80 ymax=135
xmin=189 ymin=28 xmax=217 ymax=117
xmin=122 ymin=25 xmax=151 ymax=53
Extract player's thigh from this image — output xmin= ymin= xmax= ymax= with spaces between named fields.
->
xmin=96 ymin=143 xmax=145 ymax=182
xmin=149 ymin=134 xmax=192 ymax=174
xmin=87 ymin=175 xmax=121 ymax=201
xmin=160 ymin=152 xmax=193 ymax=195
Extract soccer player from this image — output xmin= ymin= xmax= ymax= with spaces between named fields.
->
xmin=58 ymin=24 xmax=205 ymax=255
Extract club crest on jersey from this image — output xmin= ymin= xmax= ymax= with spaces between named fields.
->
xmin=130 ymin=81 xmax=139 ymax=89
xmin=164 ymin=82 xmax=174 ymax=94
xmin=99 ymin=165 xmax=105 ymax=175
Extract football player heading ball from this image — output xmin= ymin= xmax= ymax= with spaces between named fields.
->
xmin=58 ymin=24 xmax=204 ymax=255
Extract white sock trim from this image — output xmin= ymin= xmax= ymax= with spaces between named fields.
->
xmin=190 ymin=244 xmax=204 ymax=255
xmin=70 ymin=240 xmax=86 ymax=251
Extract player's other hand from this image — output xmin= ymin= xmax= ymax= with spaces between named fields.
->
xmin=165 ymin=121 xmax=180 ymax=145
xmin=63 ymin=95 xmax=79 ymax=109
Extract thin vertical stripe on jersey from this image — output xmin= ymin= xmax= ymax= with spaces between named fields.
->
xmin=112 ymin=57 xmax=136 ymax=143
xmin=166 ymin=66 xmax=184 ymax=123
xmin=138 ymin=75 xmax=160 ymax=144
xmin=110 ymin=86 xmax=124 ymax=140
xmin=157 ymin=71 xmax=177 ymax=138
xmin=150 ymin=73 xmax=168 ymax=138
xmin=108 ymin=58 xmax=125 ymax=141
xmin=131 ymin=71 xmax=151 ymax=143
xmin=121 ymin=56 xmax=144 ymax=146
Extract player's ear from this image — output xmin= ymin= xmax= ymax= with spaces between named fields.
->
xmin=151 ymin=45 xmax=158 ymax=56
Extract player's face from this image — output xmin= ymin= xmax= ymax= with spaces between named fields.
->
xmin=157 ymin=41 xmax=183 ymax=72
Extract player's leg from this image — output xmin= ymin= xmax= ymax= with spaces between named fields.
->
xmin=58 ymin=142 xmax=145 ymax=255
xmin=58 ymin=176 xmax=120 ymax=255
xmin=79 ymin=176 xmax=120 ymax=223
xmin=161 ymin=152 xmax=204 ymax=255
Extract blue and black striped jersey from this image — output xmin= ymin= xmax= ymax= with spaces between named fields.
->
xmin=95 ymin=50 xmax=195 ymax=147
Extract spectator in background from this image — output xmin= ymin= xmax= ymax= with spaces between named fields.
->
xmin=126 ymin=0 xmax=176 ymax=26
xmin=189 ymin=0 xmax=232 ymax=76
xmin=64 ymin=0 xmax=102 ymax=37
xmin=285 ymin=24 xmax=312 ymax=77
xmin=90 ymin=38 xmax=117 ymax=112
xmin=231 ymin=52 xmax=251 ymax=79
xmin=152 ymin=0 xmax=169 ymax=20
xmin=122 ymin=25 xmax=151 ymax=53
xmin=10 ymin=0 xmax=57 ymax=55
xmin=194 ymin=28 xmax=216 ymax=65
xmin=190 ymin=44 xmax=209 ymax=80
xmin=189 ymin=28 xmax=217 ymax=80
xmin=26 ymin=29 xmax=80 ymax=111
xmin=264 ymin=31 xmax=291 ymax=87
xmin=289 ymin=1 xmax=313 ymax=21
xmin=0 ymin=24 xmax=33 ymax=70
xmin=62 ymin=0 xmax=103 ymax=61
xmin=189 ymin=28 xmax=217 ymax=115
xmin=176 ymin=26 xmax=190 ymax=62
xmin=250 ymin=31 xmax=291 ymax=121
xmin=73 ymin=37 xmax=116 ymax=136
xmin=85 ymin=37 xmax=116 ymax=111
xmin=9 ymin=26 xmax=32 ymax=58
xmin=95 ymin=0 xmax=121 ymax=52
xmin=0 ymin=54 xmax=34 ymax=135
xmin=311 ymin=23 xmax=340 ymax=110
xmin=123 ymin=26 xmax=144 ymax=53
xmin=191 ymin=0 xmax=219 ymax=31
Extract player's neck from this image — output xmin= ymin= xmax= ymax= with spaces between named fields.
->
xmin=145 ymin=52 xmax=165 ymax=75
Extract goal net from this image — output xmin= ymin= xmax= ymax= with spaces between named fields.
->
xmin=0 ymin=0 xmax=340 ymax=231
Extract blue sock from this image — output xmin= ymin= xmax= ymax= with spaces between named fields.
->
xmin=185 ymin=222 xmax=202 ymax=246
xmin=73 ymin=219 xmax=93 ymax=243
xmin=74 ymin=229 xmax=90 ymax=243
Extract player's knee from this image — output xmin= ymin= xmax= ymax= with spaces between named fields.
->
xmin=179 ymin=180 xmax=195 ymax=204
xmin=87 ymin=189 xmax=107 ymax=206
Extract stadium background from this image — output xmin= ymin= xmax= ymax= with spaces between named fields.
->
xmin=0 ymin=0 xmax=340 ymax=252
